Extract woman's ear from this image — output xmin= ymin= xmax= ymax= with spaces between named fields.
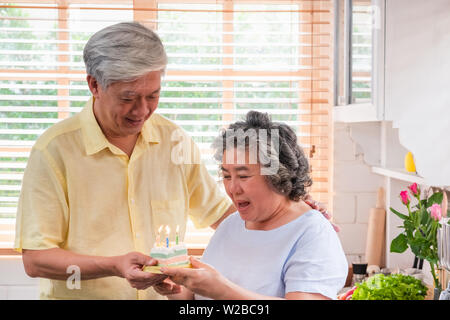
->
xmin=86 ymin=75 xmax=101 ymax=98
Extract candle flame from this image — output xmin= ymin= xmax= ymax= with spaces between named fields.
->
xmin=165 ymin=225 xmax=170 ymax=234
xmin=158 ymin=225 xmax=163 ymax=233
xmin=176 ymin=225 xmax=179 ymax=233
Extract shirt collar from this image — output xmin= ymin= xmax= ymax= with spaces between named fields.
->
xmin=80 ymin=97 xmax=109 ymax=156
xmin=141 ymin=116 xmax=161 ymax=145
xmin=80 ymin=97 xmax=160 ymax=156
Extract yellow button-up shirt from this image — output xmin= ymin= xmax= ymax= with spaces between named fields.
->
xmin=14 ymin=98 xmax=231 ymax=299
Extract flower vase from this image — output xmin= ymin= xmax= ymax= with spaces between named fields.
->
xmin=433 ymin=288 xmax=441 ymax=300
xmin=434 ymin=287 xmax=441 ymax=300
xmin=431 ymin=267 xmax=445 ymax=299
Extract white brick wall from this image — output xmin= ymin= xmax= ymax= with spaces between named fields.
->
xmin=333 ymin=123 xmax=383 ymax=264
xmin=333 ymin=193 xmax=356 ymax=223
xmin=356 ymin=193 xmax=377 ymax=223
xmin=334 ymin=161 xmax=383 ymax=192
xmin=334 ymin=125 xmax=357 ymax=162
xmin=337 ymin=223 xmax=368 ymax=255
xmin=0 ymin=256 xmax=39 ymax=300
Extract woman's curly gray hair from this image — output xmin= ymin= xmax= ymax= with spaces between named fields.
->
xmin=212 ymin=111 xmax=312 ymax=201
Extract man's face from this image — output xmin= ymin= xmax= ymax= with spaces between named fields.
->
xmin=90 ymin=71 xmax=161 ymax=139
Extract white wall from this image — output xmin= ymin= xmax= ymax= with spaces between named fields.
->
xmin=333 ymin=122 xmax=384 ymax=264
xmin=0 ymin=256 xmax=39 ymax=299
xmin=333 ymin=121 xmax=436 ymax=287
xmin=385 ymin=0 xmax=450 ymax=186
xmin=332 ymin=0 xmax=450 ymax=280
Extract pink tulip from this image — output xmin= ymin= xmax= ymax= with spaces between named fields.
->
xmin=408 ymin=183 xmax=419 ymax=197
xmin=400 ymin=190 xmax=410 ymax=205
xmin=430 ymin=203 xmax=442 ymax=221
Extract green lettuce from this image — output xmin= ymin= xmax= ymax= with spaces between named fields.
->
xmin=351 ymin=273 xmax=428 ymax=300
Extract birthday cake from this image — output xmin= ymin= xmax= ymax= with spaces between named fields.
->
xmin=150 ymin=244 xmax=190 ymax=267
xmin=143 ymin=225 xmax=191 ymax=273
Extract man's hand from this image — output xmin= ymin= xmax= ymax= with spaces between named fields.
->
xmin=113 ymin=252 xmax=167 ymax=290
xmin=304 ymin=194 xmax=340 ymax=232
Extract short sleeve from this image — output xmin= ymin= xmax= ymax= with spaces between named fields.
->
xmin=184 ymin=139 xmax=232 ymax=229
xmin=283 ymin=220 xmax=348 ymax=299
xmin=14 ymin=147 xmax=69 ymax=253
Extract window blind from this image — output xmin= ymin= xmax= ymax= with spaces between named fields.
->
xmin=0 ymin=0 xmax=334 ymax=249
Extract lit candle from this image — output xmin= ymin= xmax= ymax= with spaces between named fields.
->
xmin=176 ymin=225 xmax=179 ymax=245
xmin=156 ymin=225 xmax=163 ymax=246
xmin=165 ymin=225 xmax=170 ymax=248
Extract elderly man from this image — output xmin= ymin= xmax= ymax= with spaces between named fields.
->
xmin=14 ymin=22 xmax=330 ymax=300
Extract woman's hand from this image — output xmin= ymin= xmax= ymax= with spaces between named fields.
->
xmin=153 ymin=278 xmax=183 ymax=296
xmin=161 ymin=257 xmax=286 ymax=300
xmin=160 ymin=257 xmax=229 ymax=299
xmin=304 ymin=194 xmax=340 ymax=232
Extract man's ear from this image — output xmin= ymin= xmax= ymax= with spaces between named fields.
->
xmin=86 ymin=75 xmax=101 ymax=98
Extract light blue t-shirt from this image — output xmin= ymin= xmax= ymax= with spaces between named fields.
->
xmin=195 ymin=210 xmax=348 ymax=300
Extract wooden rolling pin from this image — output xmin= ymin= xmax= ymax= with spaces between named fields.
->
xmin=365 ymin=187 xmax=386 ymax=268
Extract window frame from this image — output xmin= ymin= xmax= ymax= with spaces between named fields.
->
xmin=333 ymin=0 xmax=386 ymax=123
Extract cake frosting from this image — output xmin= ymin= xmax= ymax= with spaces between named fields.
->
xmin=150 ymin=243 xmax=190 ymax=267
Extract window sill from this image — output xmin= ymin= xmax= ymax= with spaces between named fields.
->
xmin=0 ymin=248 xmax=19 ymax=255
xmin=333 ymin=103 xmax=380 ymax=123
xmin=0 ymin=248 xmax=205 ymax=256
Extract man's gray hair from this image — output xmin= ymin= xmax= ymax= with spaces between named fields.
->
xmin=83 ymin=22 xmax=167 ymax=89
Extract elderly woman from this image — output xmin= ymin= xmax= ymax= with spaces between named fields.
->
xmin=155 ymin=111 xmax=348 ymax=300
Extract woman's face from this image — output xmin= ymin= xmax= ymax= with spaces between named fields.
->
xmin=221 ymin=148 xmax=286 ymax=224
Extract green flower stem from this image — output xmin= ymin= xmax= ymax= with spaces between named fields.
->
xmin=406 ymin=203 xmax=416 ymax=228
xmin=426 ymin=223 xmax=436 ymax=241
xmin=429 ymin=262 xmax=441 ymax=291
xmin=416 ymin=194 xmax=422 ymax=210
